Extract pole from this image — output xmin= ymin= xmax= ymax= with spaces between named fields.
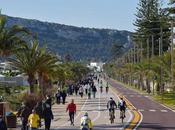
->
xmin=171 ymin=21 xmax=174 ymax=91
xmin=151 ymin=35 xmax=154 ymax=57
xmin=141 ymin=42 xmax=143 ymax=62
xmin=147 ymin=38 xmax=150 ymax=60
xmin=160 ymin=27 xmax=164 ymax=102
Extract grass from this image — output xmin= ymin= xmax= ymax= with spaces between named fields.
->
xmin=153 ymin=93 xmax=175 ymax=109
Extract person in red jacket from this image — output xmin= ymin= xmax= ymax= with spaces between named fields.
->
xmin=66 ymin=99 xmax=76 ymax=125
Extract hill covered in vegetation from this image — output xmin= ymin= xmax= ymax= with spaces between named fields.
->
xmin=5 ymin=15 xmax=131 ymax=61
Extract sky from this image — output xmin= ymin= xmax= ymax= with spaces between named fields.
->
xmin=0 ymin=0 xmax=140 ymax=31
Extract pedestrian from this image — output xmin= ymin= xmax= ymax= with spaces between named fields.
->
xmin=87 ymin=85 xmax=91 ymax=99
xmin=28 ymin=109 xmax=40 ymax=130
xmin=66 ymin=99 xmax=76 ymax=126
xmin=85 ymin=84 xmax=88 ymax=95
xmin=55 ymin=90 xmax=61 ymax=104
xmin=43 ymin=103 xmax=54 ymax=130
xmin=17 ymin=102 xmax=31 ymax=130
xmin=45 ymin=95 xmax=52 ymax=108
xmin=34 ymin=101 xmax=43 ymax=127
xmin=92 ymin=85 xmax=97 ymax=98
xmin=74 ymin=85 xmax=79 ymax=96
xmin=106 ymin=82 xmax=109 ymax=94
xmin=61 ymin=89 xmax=67 ymax=104
xmin=80 ymin=112 xmax=93 ymax=130
xmin=0 ymin=116 xmax=7 ymax=130
xmin=79 ymin=85 xmax=84 ymax=98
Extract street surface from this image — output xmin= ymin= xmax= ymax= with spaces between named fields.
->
xmin=109 ymin=79 xmax=175 ymax=130
xmin=41 ymin=80 xmax=133 ymax=130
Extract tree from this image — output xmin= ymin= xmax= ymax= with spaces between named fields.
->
xmin=133 ymin=0 xmax=170 ymax=57
xmin=10 ymin=40 xmax=47 ymax=93
xmin=0 ymin=15 xmax=32 ymax=60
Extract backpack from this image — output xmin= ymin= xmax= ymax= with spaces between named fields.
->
xmin=81 ymin=117 xmax=89 ymax=128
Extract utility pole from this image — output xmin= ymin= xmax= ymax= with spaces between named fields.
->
xmin=151 ymin=35 xmax=154 ymax=57
xmin=171 ymin=21 xmax=174 ymax=91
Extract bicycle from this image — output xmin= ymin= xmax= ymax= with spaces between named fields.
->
xmin=109 ymin=109 xmax=115 ymax=124
xmin=120 ymin=110 xmax=125 ymax=123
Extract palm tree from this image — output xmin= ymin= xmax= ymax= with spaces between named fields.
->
xmin=0 ymin=15 xmax=32 ymax=60
xmin=10 ymin=40 xmax=45 ymax=93
xmin=37 ymin=49 xmax=58 ymax=97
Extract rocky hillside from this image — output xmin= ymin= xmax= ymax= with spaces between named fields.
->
xmin=5 ymin=15 xmax=132 ymax=61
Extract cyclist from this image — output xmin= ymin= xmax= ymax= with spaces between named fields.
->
xmin=107 ymin=97 xmax=117 ymax=120
xmin=80 ymin=112 xmax=93 ymax=130
xmin=118 ymin=97 xmax=127 ymax=118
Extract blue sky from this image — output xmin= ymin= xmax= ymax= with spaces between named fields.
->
xmin=0 ymin=0 xmax=162 ymax=31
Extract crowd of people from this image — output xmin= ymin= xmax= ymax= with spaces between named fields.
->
xmin=0 ymin=73 xmax=126 ymax=130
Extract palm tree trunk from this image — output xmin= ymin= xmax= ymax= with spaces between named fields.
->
xmin=140 ymin=75 xmax=145 ymax=90
xmin=28 ymin=75 xmax=36 ymax=93
xmin=146 ymin=79 xmax=151 ymax=93
xmin=38 ymin=74 xmax=44 ymax=97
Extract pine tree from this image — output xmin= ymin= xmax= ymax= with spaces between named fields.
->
xmin=133 ymin=0 xmax=170 ymax=57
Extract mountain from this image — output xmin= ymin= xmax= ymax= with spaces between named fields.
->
xmin=5 ymin=15 xmax=132 ymax=61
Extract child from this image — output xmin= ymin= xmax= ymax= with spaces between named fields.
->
xmin=28 ymin=109 xmax=40 ymax=130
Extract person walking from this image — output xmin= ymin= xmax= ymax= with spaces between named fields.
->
xmin=92 ymin=85 xmax=97 ymax=98
xmin=87 ymin=85 xmax=91 ymax=99
xmin=45 ymin=95 xmax=52 ymax=108
xmin=55 ymin=90 xmax=61 ymax=104
xmin=43 ymin=104 xmax=54 ymax=130
xmin=66 ymin=99 xmax=76 ymax=126
xmin=18 ymin=102 xmax=31 ymax=130
xmin=28 ymin=109 xmax=40 ymax=130
xmin=80 ymin=112 xmax=93 ymax=130
xmin=79 ymin=85 xmax=84 ymax=98
xmin=61 ymin=86 xmax=67 ymax=104
xmin=106 ymin=82 xmax=109 ymax=94
xmin=0 ymin=116 xmax=7 ymax=130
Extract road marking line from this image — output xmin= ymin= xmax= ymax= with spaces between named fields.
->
xmin=130 ymin=95 xmax=134 ymax=97
xmin=149 ymin=109 xmax=156 ymax=112
xmin=133 ymin=111 xmax=143 ymax=130
xmin=138 ymin=109 xmax=144 ymax=112
xmin=160 ymin=104 xmax=175 ymax=113
xmin=161 ymin=110 xmax=168 ymax=112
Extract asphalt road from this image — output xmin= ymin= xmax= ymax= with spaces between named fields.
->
xmin=109 ymin=79 xmax=175 ymax=130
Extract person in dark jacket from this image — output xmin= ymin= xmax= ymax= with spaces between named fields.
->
xmin=45 ymin=95 xmax=52 ymax=108
xmin=18 ymin=102 xmax=31 ymax=130
xmin=43 ymin=104 xmax=54 ymax=130
xmin=55 ymin=90 xmax=61 ymax=104
xmin=0 ymin=116 xmax=7 ymax=130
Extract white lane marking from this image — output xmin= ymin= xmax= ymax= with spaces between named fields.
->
xmin=161 ymin=110 xmax=168 ymax=113
xmin=145 ymin=96 xmax=149 ymax=98
xmin=138 ymin=109 xmax=144 ymax=112
xmin=149 ymin=109 xmax=156 ymax=112
xmin=133 ymin=111 xmax=143 ymax=130
xmin=130 ymin=95 xmax=134 ymax=97
xmin=160 ymin=104 xmax=175 ymax=113
xmin=137 ymin=95 xmax=142 ymax=97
